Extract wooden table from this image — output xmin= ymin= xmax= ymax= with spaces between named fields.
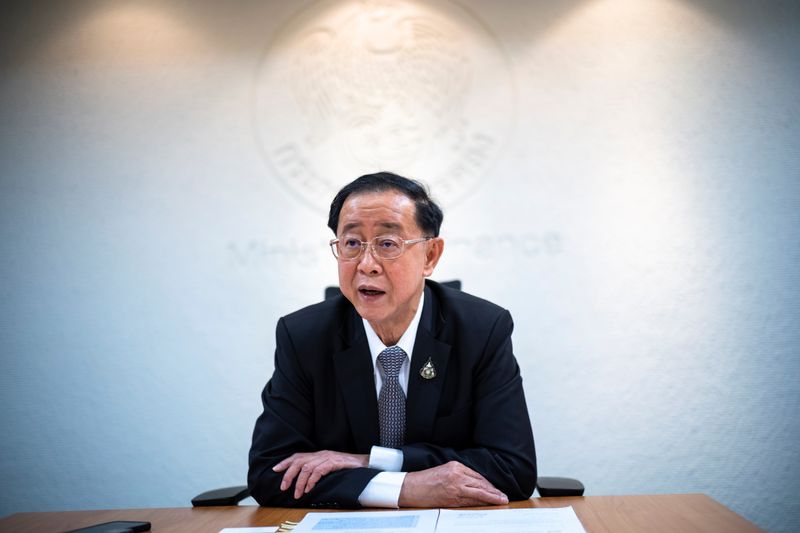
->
xmin=0 ymin=494 xmax=762 ymax=533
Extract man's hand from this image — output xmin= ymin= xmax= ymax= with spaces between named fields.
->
xmin=399 ymin=461 xmax=509 ymax=507
xmin=272 ymin=451 xmax=369 ymax=499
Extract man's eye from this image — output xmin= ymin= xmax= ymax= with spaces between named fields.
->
xmin=377 ymin=238 xmax=401 ymax=249
xmin=343 ymin=239 xmax=361 ymax=248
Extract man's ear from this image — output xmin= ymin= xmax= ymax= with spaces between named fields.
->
xmin=422 ymin=238 xmax=444 ymax=277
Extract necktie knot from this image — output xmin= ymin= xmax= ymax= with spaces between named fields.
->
xmin=378 ymin=346 xmax=406 ymax=378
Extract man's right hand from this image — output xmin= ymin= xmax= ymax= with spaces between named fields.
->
xmin=272 ymin=450 xmax=369 ymax=499
xmin=398 ymin=461 xmax=509 ymax=507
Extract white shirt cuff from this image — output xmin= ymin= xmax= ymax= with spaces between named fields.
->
xmin=368 ymin=445 xmax=404 ymax=472
xmin=357 ymin=471 xmax=407 ymax=508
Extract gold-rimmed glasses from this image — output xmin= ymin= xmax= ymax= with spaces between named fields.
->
xmin=329 ymin=235 xmax=431 ymax=261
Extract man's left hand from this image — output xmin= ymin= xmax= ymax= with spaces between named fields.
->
xmin=273 ymin=450 xmax=369 ymax=499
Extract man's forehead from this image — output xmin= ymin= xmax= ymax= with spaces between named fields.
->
xmin=337 ymin=191 xmax=418 ymax=233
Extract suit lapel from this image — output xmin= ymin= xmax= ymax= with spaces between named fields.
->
xmin=406 ymin=284 xmax=451 ymax=444
xmin=332 ymin=307 xmax=380 ymax=453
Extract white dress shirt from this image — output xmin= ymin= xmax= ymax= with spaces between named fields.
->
xmin=357 ymin=290 xmax=425 ymax=508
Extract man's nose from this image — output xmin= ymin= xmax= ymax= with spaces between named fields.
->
xmin=357 ymin=244 xmax=383 ymax=273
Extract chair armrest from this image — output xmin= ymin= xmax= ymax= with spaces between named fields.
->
xmin=191 ymin=485 xmax=250 ymax=507
xmin=536 ymin=476 xmax=585 ymax=497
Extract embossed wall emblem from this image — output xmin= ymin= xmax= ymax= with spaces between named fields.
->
xmin=252 ymin=0 xmax=515 ymax=212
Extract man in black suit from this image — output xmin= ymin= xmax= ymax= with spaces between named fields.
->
xmin=248 ymin=172 xmax=536 ymax=508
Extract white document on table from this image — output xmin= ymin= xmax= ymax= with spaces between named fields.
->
xmin=289 ymin=509 xmax=439 ymax=533
xmin=436 ymin=507 xmax=586 ymax=533
xmin=219 ymin=526 xmax=278 ymax=533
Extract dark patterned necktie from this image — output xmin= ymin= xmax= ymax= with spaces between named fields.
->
xmin=377 ymin=346 xmax=407 ymax=448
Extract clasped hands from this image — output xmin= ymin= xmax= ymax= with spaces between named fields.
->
xmin=273 ymin=450 xmax=508 ymax=507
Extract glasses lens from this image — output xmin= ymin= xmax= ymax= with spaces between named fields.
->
xmin=373 ymin=236 xmax=403 ymax=259
xmin=338 ymin=237 xmax=363 ymax=259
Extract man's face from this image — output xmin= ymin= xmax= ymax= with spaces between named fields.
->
xmin=336 ymin=189 xmax=442 ymax=338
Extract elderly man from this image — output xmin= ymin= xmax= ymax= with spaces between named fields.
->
xmin=248 ymin=172 xmax=536 ymax=508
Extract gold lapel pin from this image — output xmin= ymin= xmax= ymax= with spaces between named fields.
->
xmin=419 ymin=357 xmax=436 ymax=380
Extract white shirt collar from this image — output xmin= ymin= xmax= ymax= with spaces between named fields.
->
xmin=363 ymin=289 xmax=425 ymax=394
xmin=363 ymin=289 xmax=425 ymax=358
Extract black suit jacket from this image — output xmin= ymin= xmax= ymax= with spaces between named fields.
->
xmin=248 ymin=280 xmax=536 ymax=508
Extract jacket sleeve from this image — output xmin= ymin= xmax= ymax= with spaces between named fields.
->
xmin=247 ymin=317 xmax=380 ymax=508
xmin=401 ymin=311 xmax=537 ymax=500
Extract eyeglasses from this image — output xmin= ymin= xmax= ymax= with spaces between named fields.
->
xmin=329 ymin=235 xmax=432 ymax=261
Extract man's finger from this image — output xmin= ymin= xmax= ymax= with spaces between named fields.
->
xmin=292 ymin=461 xmax=318 ymax=498
xmin=293 ymin=457 xmax=330 ymax=498
xmin=305 ymin=460 xmax=334 ymax=493
xmin=465 ymin=479 xmax=507 ymax=501
xmin=459 ymin=485 xmax=509 ymax=506
xmin=272 ymin=454 xmax=299 ymax=473
xmin=280 ymin=461 xmax=305 ymax=491
xmin=459 ymin=465 xmax=491 ymax=483
xmin=462 ymin=473 xmax=499 ymax=490
xmin=276 ymin=452 xmax=321 ymax=491
xmin=303 ymin=462 xmax=327 ymax=493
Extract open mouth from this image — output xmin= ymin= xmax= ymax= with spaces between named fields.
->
xmin=359 ymin=288 xmax=386 ymax=297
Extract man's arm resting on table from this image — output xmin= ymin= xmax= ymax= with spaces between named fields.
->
xmin=362 ymin=447 xmax=508 ymax=508
xmin=249 ymin=317 xmax=382 ymax=508
xmin=399 ymin=462 xmax=509 ymax=507
xmin=392 ymin=310 xmax=539 ymax=501
xmin=272 ymin=447 xmax=406 ymax=507
xmin=274 ymin=447 xmax=509 ymax=508
xmin=273 ymin=451 xmax=370 ymax=500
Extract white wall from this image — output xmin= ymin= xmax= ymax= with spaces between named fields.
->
xmin=1 ymin=1 xmax=798 ymax=531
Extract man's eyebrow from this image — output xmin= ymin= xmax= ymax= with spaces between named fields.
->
xmin=340 ymin=222 xmax=403 ymax=233
xmin=377 ymin=222 xmax=402 ymax=231
xmin=341 ymin=222 xmax=361 ymax=233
